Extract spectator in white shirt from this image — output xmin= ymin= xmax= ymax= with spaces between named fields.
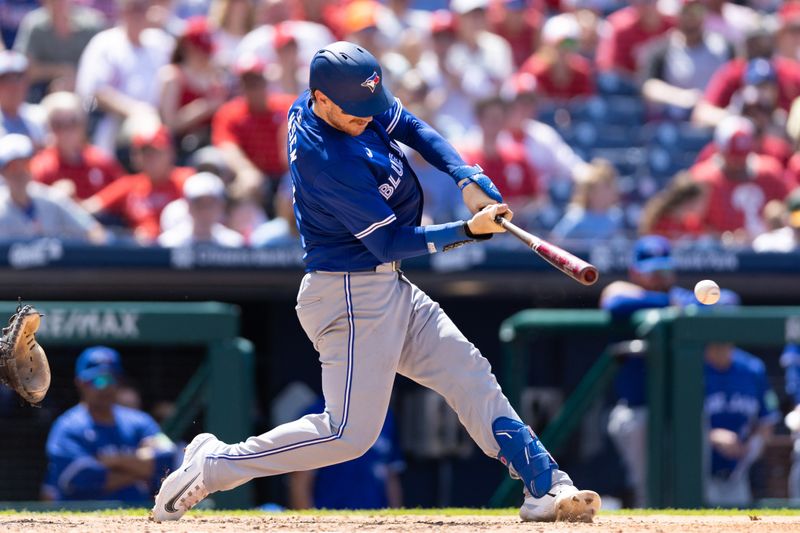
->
xmin=158 ymin=171 xmax=243 ymax=247
xmin=417 ymin=10 xmax=477 ymax=140
xmin=447 ymin=0 xmax=514 ymax=97
xmin=753 ymin=188 xmax=800 ymax=252
xmin=76 ymin=0 xmax=175 ymax=153
xmin=234 ymin=0 xmax=334 ymax=85
xmin=0 ymin=133 xmax=105 ymax=243
xmin=0 ymin=51 xmax=47 ymax=145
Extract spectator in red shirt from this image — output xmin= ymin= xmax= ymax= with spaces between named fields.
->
xmin=487 ymin=0 xmax=542 ymax=68
xmin=520 ymin=12 xmax=594 ymax=102
xmin=596 ymin=0 xmax=674 ymax=75
xmin=693 ymin=33 xmax=800 ymax=127
xmin=639 ymin=171 xmax=709 ymax=239
xmin=31 ymin=91 xmax=123 ymax=200
xmin=696 ymin=85 xmax=793 ymax=167
xmin=690 ymin=116 xmax=790 ymax=241
xmin=785 ymin=154 xmax=800 ymax=190
xmin=158 ymin=17 xmax=227 ymax=161
xmin=84 ymin=123 xmax=194 ymax=243
xmin=460 ymin=95 xmax=540 ymax=223
xmin=211 ymin=54 xmax=293 ymax=210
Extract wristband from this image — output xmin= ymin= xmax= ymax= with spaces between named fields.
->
xmin=423 ymin=221 xmax=474 ymax=253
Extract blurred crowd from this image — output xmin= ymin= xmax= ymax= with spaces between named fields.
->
xmin=0 ymin=0 xmax=798 ymax=250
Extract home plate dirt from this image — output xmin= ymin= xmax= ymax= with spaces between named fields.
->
xmin=2 ymin=513 xmax=800 ymax=533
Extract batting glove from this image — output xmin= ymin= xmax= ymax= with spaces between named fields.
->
xmin=454 ymin=165 xmax=503 ymax=203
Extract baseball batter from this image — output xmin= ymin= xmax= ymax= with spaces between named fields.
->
xmin=152 ymin=42 xmax=600 ymax=523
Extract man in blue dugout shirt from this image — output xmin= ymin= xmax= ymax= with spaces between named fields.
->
xmin=42 ymin=346 xmax=177 ymax=501
xmin=703 ymin=342 xmax=779 ymax=507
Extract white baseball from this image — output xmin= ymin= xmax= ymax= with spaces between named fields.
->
xmin=694 ymin=279 xmax=721 ymax=305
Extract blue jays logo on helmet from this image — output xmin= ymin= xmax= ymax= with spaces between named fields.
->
xmin=360 ymin=71 xmax=381 ymax=93
xmin=310 ymin=42 xmax=394 ymax=117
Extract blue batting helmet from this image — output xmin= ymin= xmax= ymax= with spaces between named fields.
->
xmin=309 ymin=41 xmax=394 ymax=118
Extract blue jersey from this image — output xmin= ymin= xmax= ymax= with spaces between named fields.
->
xmin=288 ymin=91 xmax=480 ymax=272
xmin=704 ymin=348 xmax=779 ymax=479
xmin=304 ymin=399 xmax=404 ymax=509
xmin=44 ymin=403 xmax=174 ymax=501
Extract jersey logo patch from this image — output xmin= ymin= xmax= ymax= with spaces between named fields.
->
xmin=365 ymin=147 xmax=373 ymax=158
xmin=361 ymin=71 xmax=381 ymax=93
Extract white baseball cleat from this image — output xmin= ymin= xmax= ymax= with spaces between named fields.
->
xmin=151 ymin=433 xmax=219 ymax=522
xmin=519 ymin=483 xmax=601 ymax=523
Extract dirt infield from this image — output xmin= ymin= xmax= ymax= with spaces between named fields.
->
xmin=3 ymin=513 xmax=800 ymax=533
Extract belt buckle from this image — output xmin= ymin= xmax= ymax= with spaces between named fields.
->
xmin=376 ymin=261 xmax=400 ymax=273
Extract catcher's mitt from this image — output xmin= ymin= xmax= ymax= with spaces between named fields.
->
xmin=0 ymin=302 xmax=49 ymax=405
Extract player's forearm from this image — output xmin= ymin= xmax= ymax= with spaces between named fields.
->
xmin=106 ymin=455 xmax=156 ymax=480
xmin=692 ymin=100 xmax=729 ymax=128
xmin=643 ymin=79 xmax=701 ymax=109
xmin=26 ymin=61 xmax=75 ymax=84
xmin=362 ymin=221 xmax=483 ymax=262
xmin=219 ymin=143 xmax=260 ymax=175
xmin=104 ymin=470 xmax=142 ymax=492
xmin=95 ymin=87 xmax=156 ymax=119
xmin=601 ymin=292 xmax=670 ymax=318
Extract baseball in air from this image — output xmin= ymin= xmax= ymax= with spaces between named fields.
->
xmin=694 ymin=279 xmax=721 ymax=305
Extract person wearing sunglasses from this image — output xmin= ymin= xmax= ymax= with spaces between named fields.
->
xmin=42 ymin=346 xmax=177 ymax=502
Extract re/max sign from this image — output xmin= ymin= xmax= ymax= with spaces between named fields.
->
xmin=37 ymin=310 xmax=140 ymax=339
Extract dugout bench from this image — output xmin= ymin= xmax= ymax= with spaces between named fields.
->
xmin=0 ymin=301 xmax=254 ymax=510
xmin=491 ymin=307 xmax=800 ymax=509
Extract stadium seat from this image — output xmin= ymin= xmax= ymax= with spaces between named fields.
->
xmin=647 ymin=146 xmax=696 ymax=181
xmin=571 ymin=122 xmax=642 ymax=149
xmin=596 ymin=72 xmax=640 ymax=96
xmin=574 ymin=96 xmax=646 ymax=126
xmin=647 ymin=121 xmax=713 ymax=152
xmin=590 ymin=147 xmax=646 ymax=176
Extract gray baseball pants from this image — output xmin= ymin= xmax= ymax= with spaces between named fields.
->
xmin=203 ymin=269 xmax=521 ymax=493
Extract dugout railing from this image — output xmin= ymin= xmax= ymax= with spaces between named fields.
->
xmin=491 ymin=306 xmax=800 ymax=509
xmin=0 ymin=301 xmax=254 ymax=510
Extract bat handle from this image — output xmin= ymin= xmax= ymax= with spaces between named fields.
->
xmin=494 ymin=215 xmax=539 ymax=249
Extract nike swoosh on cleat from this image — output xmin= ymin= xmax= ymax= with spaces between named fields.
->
xmin=164 ymin=473 xmax=200 ymax=514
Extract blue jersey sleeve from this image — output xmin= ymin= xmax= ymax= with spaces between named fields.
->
xmin=45 ymin=419 xmax=108 ymax=499
xmin=601 ymin=291 xmax=671 ymax=319
xmin=375 ymin=98 xmax=481 ymax=184
xmin=315 ymin=167 xmax=476 ymax=262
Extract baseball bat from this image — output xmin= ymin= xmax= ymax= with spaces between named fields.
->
xmin=494 ymin=216 xmax=599 ymax=286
